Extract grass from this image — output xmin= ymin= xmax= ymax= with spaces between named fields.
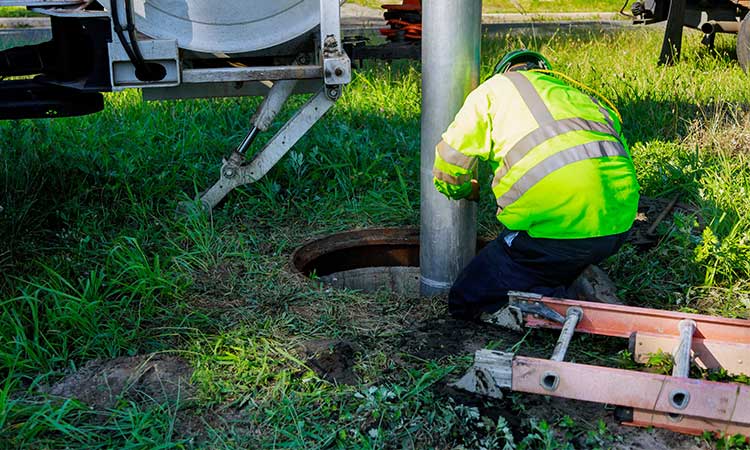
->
xmin=0 ymin=7 xmax=40 ymax=18
xmin=350 ymin=0 xmax=628 ymax=14
xmin=1 ymin=25 xmax=750 ymax=448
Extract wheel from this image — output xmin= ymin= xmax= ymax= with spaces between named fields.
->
xmin=737 ymin=14 xmax=750 ymax=73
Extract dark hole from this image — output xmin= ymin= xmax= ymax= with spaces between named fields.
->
xmin=672 ymin=392 xmax=687 ymax=407
xmin=292 ymin=228 xmax=488 ymax=278
xmin=542 ymin=374 xmax=558 ymax=390
xmin=135 ymin=63 xmax=168 ymax=82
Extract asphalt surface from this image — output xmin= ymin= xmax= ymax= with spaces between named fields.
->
xmin=0 ymin=5 xmax=637 ymax=51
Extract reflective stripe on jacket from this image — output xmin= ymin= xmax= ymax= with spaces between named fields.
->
xmin=433 ymin=71 xmax=640 ymax=239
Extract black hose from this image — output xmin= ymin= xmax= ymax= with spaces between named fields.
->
xmin=110 ymin=0 xmax=157 ymax=80
xmin=123 ymin=0 xmax=151 ymax=77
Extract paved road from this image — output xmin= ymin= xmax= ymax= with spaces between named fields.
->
xmin=0 ymin=4 xmax=637 ymax=49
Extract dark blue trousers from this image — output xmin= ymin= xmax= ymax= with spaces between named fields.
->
xmin=448 ymin=229 xmax=628 ymax=319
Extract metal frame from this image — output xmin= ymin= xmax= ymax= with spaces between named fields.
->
xmin=198 ymin=86 xmax=335 ymax=210
xmin=506 ymin=292 xmax=750 ymax=375
xmin=191 ymin=0 xmax=351 ymax=210
xmin=456 ymin=293 xmax=750 ymax=438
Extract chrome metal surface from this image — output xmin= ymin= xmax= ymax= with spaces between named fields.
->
xmin=181 ymin=66 xmax=323 ymax=84
xmin=550 ymin=307 xmax=583 ymax=362
xmin=122 ymin=0 xmax=320 ymax=54
xmin=419 ymin=0 xmax=482 ymax=296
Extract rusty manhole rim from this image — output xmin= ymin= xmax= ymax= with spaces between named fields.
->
xmin=290 ymin=227 xmax=421 ymax=279
xmin=291 ymin=227 xmax=490 ymax=280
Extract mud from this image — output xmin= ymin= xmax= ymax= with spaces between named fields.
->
xmin=44 ymin=354 xmax=196 ymax=409
xmin=397 ymin=317 xmax=519 ymax=361
xmin=299 ymin=339 xmax=359 ymax=385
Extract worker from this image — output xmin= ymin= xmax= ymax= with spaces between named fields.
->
xmin=432 ymin=49 xmax=640 ymax=320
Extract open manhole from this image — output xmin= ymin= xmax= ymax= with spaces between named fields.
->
xmin=292 ymin=228 xmax=486 ymax=297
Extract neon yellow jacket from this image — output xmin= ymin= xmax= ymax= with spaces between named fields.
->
xmin=433 ymin=71 xmax=640 ymax=239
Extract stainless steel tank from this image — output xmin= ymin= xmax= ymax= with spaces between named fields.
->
xmin=120 ymin=0 xmax=320 ymax=54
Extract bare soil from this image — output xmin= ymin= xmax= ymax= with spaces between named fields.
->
xmin=43 ymin=354 xmax=196 ymax=409
xmin=299 ymin=339 xmax=359 ymax=385
xmin=397 ymin=317 xmax=519 ymax=361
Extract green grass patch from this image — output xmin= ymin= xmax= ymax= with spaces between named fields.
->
xmin=0 ymin=6 xmax=40 ymax=18
xmin=1 ymin=26 xmax=749 ymax=448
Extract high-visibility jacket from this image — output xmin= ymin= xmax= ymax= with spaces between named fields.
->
xmin=432 ymin=71 xmax=640 ymax=239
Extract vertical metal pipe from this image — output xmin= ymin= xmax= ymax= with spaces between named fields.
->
xmin=672 ymin=319 xmax=696 ymax=378
xmin=551 ymin=307 xmax=583 ymax=362
xmin=420 ymin=0 xmax=482 ymax=296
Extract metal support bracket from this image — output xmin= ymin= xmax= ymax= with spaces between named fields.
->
xmin=198 ymin=86 xmax=335 ymax=210
xmin=658 ymin=0 xmax=686 ymax=65
xmin=189 ymin=0 xmax=349 ymax=211
xmin=320 ymin=0 xmax=351 ymax=94
xmin=481 ymin=291 xmax=566 ymax=330
xmin=451 ymin=350 xmax=513 ymax=399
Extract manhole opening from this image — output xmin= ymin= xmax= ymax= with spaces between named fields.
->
xmin=291 ymin=228 xmax=486 ymax=297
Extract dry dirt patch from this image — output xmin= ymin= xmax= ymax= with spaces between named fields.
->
xmin=44 ymin=354 xmax=196 ymax=409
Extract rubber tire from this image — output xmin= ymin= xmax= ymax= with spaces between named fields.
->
xmin=738 ymin=15 xmax=750 ymax=73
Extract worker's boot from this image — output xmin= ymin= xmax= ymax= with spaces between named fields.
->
xmin=567 ymin=265 xmax=623 ymax=305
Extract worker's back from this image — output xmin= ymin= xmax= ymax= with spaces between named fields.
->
xmin=439 ymin=70 xmax=640 ymax=239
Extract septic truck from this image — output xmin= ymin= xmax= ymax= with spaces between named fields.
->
xmin=0 ymin=0 xmax=352 ymax=210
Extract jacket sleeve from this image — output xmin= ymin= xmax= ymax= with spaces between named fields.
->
xmin=433 ymin=85 xmax=493 ymax=200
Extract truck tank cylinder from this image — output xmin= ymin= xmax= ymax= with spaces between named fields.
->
xmin=107 ymin=0 xmax=320 ymax=54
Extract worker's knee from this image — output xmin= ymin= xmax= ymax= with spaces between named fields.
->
xmin=448 ymin=280 xmax=509 ymax=320
xmin=447 ymin=283 xmax=475 ymax=320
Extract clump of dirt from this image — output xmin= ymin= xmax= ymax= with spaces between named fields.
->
xmin=628 ymin=195 xmax=701 ymax=248
xmin=299 ymin=339 xmax=359 ymax=385
xmin=398 ymin=317 xmax=517 ymax=360
xmin=43 ymin=354 xmax=196 ymax=409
